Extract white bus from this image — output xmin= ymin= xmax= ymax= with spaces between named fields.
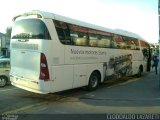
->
xmin=10 ymin=10 xmax=150 ymax=94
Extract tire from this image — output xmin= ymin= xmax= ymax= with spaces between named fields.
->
xmin=87 ymin=72 xmax=100 ymax=91
xmin=0 ymin=76 xmax=8 ymax=87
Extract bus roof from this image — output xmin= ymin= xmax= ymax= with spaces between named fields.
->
xmin=13 ymin=10 xmax=145 ymax=40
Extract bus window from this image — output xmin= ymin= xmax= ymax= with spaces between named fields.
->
xmin=53 ymin=20 xmax=71 ymax=44
xmin=89 ymin=34 xmax=98 ymax=47
xmin=114 ymin=35 xmax=126 ymax=49
xmin=73 ymin=32 xmax=89 ymax=46
xmin=97 ymin=35 xmax=111 ymax=48
xmin=121 ymin=36 xmax=140 ymax=50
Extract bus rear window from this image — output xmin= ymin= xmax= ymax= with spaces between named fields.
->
xmin=11 ymin=18 xmax=51 ymax=40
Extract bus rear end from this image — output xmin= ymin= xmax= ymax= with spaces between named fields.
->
xmin=10 ymin=12 xmax=52 ymax=94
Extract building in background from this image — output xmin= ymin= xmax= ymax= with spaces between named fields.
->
xmin=0 ymin=32 xmax=10 ymax=57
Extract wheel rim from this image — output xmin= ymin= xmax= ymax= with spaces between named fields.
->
xmin=90 ymin=75 xmax=98 ymax=88
xmin=0 ymin=77 xmax=7 ymax=87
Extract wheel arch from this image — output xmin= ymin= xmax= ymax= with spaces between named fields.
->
xmin=0 ymin=75 xmax=9 ymax=81
xmin=86 ymin=63 xmax=104 ymax=86
xmin=136 ymin=64 xmax=143 ymax=77
xmin=0 ymin=75 xmax=9 ymax=87
xmin=139 ymin=64 xmax=143 ymax=72
xmin=86 ymin=70 xmax=101 ymax=91
xmin=89 ymin=70 xmax=101 ymax=84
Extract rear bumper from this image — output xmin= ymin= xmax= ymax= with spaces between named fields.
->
xmin=10 ymin=75 xmax=50 ymax=94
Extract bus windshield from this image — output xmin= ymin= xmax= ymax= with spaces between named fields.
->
xmin=11 ymin=18 xmax=51 ymax=40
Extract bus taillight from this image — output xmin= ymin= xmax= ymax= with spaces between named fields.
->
xmin=39 ymin=53 xmax=49 ymax=81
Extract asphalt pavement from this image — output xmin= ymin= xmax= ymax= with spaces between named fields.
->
xmin=80 ymin=69 xmax=160 ymax=107
xmin=1 ymin=69 xmax=160 ymax=120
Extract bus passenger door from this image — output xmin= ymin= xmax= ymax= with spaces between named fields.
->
xmin=73 ymin=65 xmax=87 ymax=88
xmin=142 ymin=47 xmax=151 ymax=71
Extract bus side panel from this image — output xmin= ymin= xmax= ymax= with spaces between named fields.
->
xmin=73 ymin=64 xmax=87 ymax=88
xmin=44 ymin=19 xmax=65 ymax=65
xmin=50 ymin=65 xmax=74 ymax=93
xmin=131 ymin=61 xmax=142 ymax=75
xmin=72 ymin=63 xmax=103 ymax=89
xmin=132 ymin=50 xmax=144 ymax=61
xmin=132 ymin=50 xmax=147 ymax=74
xmin=132 ymin=60 xmax=147 ymax=74
xmin=86 ymin=63 xmax=104 ymax=83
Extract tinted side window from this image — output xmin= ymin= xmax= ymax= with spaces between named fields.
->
xmin=114 ymin=35 xmax=124 ymax=49
xmin=53 ymin=20 xmax=72 ymax=44
xmin=89 ymin=34 xmax=98 ymax=47
xmin=122 ymin=36 xmax=140 ymax=50
xmin=12 ymin=18 xmax=51 ymax=40
xmin=97 ymin=35 xmax=112 ymax=48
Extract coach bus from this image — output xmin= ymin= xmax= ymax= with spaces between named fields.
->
xmin=10 ymin=10 xmax=150 ymax=94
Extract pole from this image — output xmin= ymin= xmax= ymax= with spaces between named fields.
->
xmin=158 ymin=0 xmax=160 ymax=88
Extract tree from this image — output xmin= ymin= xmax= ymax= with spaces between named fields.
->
xmin=5 ymin=26 xmax=12 ymax=39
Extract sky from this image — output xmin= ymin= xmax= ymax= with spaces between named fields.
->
xmin=0 ymin=0 xmax=158 ymax=43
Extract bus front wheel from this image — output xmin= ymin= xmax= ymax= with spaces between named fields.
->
xmin=87 ymin=72 xmax=100 ymax=91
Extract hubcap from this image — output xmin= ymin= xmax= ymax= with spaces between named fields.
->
xmin=90 ymin=76 xmax=98 ymax=88
xmin=0 ymin=78 xmax=6 ymax=87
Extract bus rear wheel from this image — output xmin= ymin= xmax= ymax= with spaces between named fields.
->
xmin=87 ymin=72 xmax=100 ymax=91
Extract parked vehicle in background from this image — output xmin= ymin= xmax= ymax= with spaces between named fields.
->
xmin=0 ymin=58 xmax=10 ymax=87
